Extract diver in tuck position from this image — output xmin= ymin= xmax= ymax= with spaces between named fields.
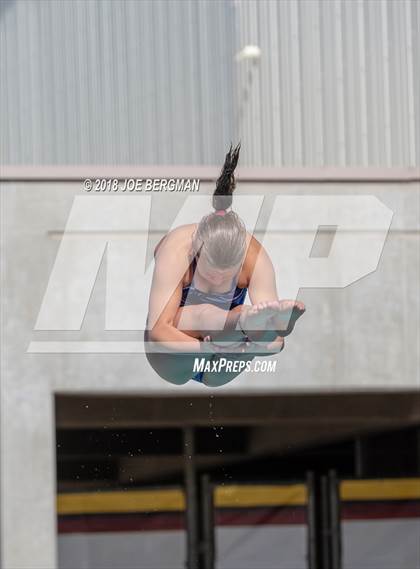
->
xmin=144 ymin=143 xmax=305 ymax=386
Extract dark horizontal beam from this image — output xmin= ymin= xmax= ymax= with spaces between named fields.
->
xmin=55 ymin=392 xmax=420 ymax=429
xmin=56 ymin=426 xmax=249 ymax=457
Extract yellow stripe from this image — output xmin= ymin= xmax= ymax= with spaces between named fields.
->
xmin=341 ymin=478 xmax=420 ymax=501
xmin=57 ymin=484 xmax=307 ymax=515
xmin=215 ymin=484 xmax=308 ymax=507
xmin=58 ymin=489 xmax=185 ymax=515
xmin=58 ymin=478 xmax=420 ymax=515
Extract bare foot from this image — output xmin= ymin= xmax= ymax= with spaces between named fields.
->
xmin=265 ymin=299 xmax=306 ymax=337
xmin=238 ymin=302 xmax=279 ymax=341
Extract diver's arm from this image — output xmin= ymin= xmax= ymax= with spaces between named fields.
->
xmin=147 ymin=271 xmax=203 ymax=353
xmin=147 ymin=324 xmax=201 ymax=353
xmin=146 ymin=236 xmax=215 ymax=353
xmin=246 ymin=237 xmax=289 ymax=350
xmin=247 ymin=236 xmax=279 ymax=305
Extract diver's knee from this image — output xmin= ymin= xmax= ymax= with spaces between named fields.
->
xmin=198 ymin=303 xmax=220 ymax=320
xmin=162 ymin=376 xmax=190 ymax=386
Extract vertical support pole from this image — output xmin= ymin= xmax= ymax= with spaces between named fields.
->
xmin=417 ymin=427 xmax=420 ymax=475
xmin=306 ymin=471 xmax=318 ymax=569
xmin=307 ymin=470 xmax=343 ymax=569
xmin=328 ymin=470 xmax=342 ymax=569
xmin=200 ymin=474 xmax=215 ymax=569
xmin=320 ymin=475 xmax=331 ymax=569
xmin=355 ymin=436 xmax=367 ymax=478
xmin=184 ymin=427 xmax=198 ymax=569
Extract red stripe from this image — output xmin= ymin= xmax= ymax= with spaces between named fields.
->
xmin=58 ymin=513 xmax=186 ymax=534
xmin=58 ymin=507 xmax=307 ymax=534
xmin=58 ymin=502 xmax=420 ymax=534
xmin=215 ymin=507 xmax=307 ymax=526
xmin=341 ymin=501 xmax=420 ymax=521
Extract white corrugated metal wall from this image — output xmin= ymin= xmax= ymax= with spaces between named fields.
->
xmin=0 ymin=0 xmax=236 ymax=165
xmin=0 ymin=0 xmax=418 ymax=166
xmin=235 ymin=0 xmax=419 ymax=166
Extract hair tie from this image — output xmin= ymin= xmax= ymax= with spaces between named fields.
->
xmin=214 ymin=209 xmax=227 ymax=216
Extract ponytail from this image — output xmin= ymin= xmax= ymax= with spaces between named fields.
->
xmin=212 ymin=142 xmax=241 ymax=211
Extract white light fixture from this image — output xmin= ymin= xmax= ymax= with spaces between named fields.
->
xmin=235 ymin=45 xmax=262 ymax=62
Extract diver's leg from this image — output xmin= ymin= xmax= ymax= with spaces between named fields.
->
xmin=201 ymin=328 xmax=287 ymax=387
xmin=174 ymin=302 xmax=284 ymax=346
xmin=145 ymin=301 xmax=296 ymax=386
xmin=201 ymin=352 xmax=255 ymax=387
xmin=146 ymin=353 xmax=191 ymax=385
xmin=174 ymin=303 xmax=244 ymax=337
xmin=144 ymin=306 xmax=242 ymax=385
xmin=144 ymin=329 xmax=205 ymax=385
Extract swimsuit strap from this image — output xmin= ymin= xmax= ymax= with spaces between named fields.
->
xmin=189 ymin=256 xmax=198 ymax=288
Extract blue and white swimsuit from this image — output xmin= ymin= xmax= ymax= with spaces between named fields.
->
xmin=181 ymin=257 xmax=248 ymax=383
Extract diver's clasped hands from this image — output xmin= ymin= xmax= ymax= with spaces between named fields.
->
xmin=201 ymin=335 xmax=284 ymax=355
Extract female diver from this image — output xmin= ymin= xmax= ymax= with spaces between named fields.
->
xmin=144 ymin=143 xmax=305 ymax=387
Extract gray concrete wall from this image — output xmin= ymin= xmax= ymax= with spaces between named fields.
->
xmin=1 ymin=177 xmax=419 ymax=567
xmin=2 ymin=179 xmax=419 ymax=393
